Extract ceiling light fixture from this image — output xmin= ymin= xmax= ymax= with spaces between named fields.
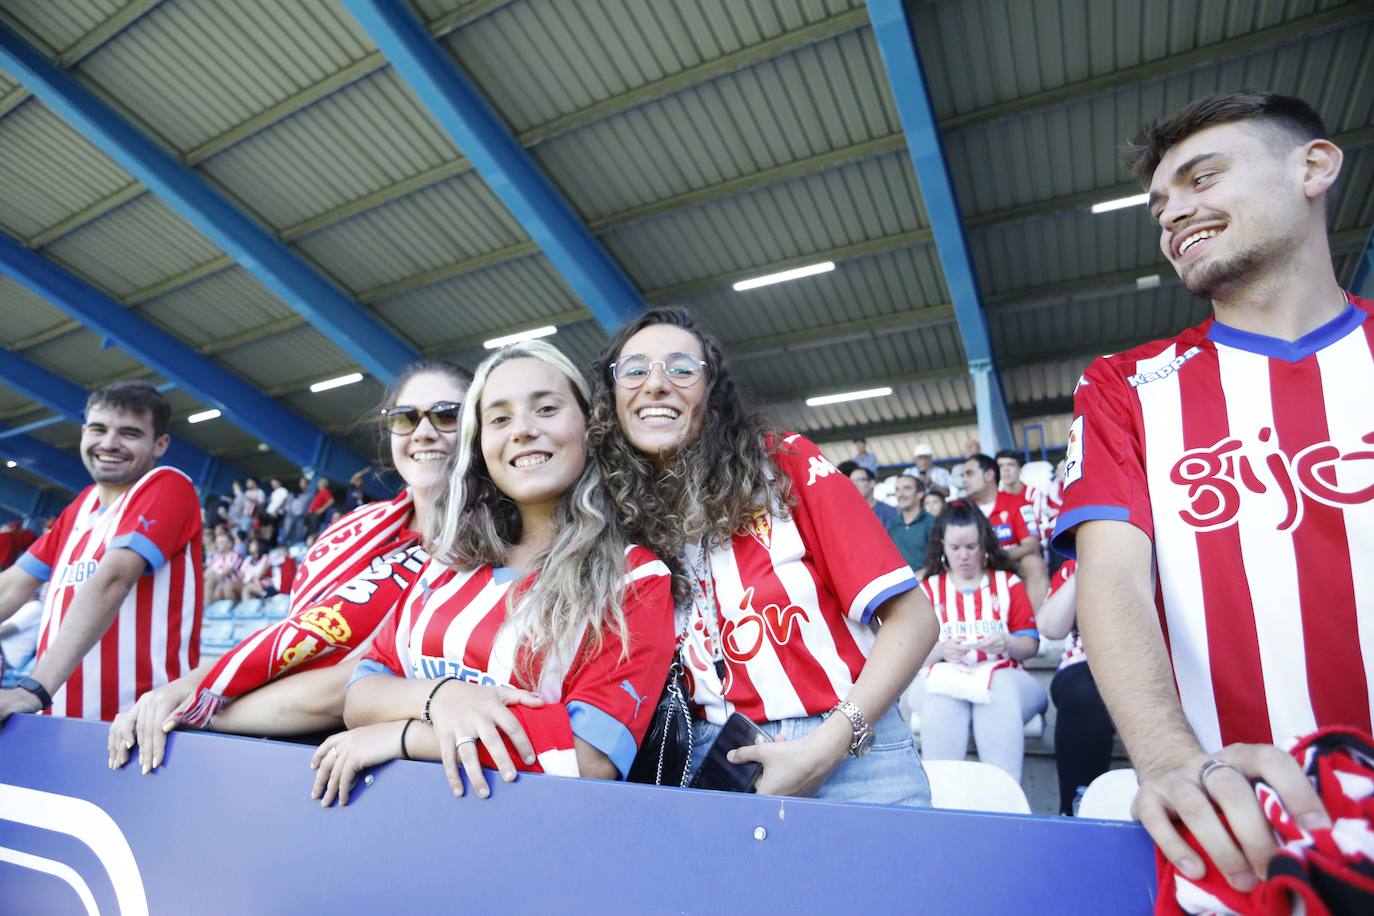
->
xmin=483 ymin=325 xmax=558 ymax=349
xmin=187 ymin=409 xmax=222 ymax=424
xmin=732 ymin=261 xmax=836 ymax=292
xmin=1135 ymin=274 xmax=1161 ymax=290
xmin=806 ymin=386 xmax=894 ymax=408
xmin=4 ymin=460 xmax=16 ymax=469
xmin=310 ymin=372 xmax=364 ymax=393
xmin=1090 ymin=193 xmax=1149 ymax=214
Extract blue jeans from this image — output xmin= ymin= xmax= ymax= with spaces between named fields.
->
xmin=689 ymin=705 xmax=930 ymax=807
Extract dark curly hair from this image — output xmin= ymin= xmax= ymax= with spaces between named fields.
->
xmin=922 ymin=501 xmax=1016 ymax=577
xmin=587 ymin=307 xmax=793 ymax=583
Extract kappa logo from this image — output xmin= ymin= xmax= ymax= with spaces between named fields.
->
xmin=1127 ymin=346 xmax=1202 ymax=388
xmin=805 ymin=454 xmax=840 ymax=487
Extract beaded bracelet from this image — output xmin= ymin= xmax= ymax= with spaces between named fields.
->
xmin=400 ymin=719 xmax=415 ymax=761
xmin=423 ymin=676 xmax=459 ymax=724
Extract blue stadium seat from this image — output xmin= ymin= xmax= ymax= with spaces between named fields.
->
xmin=204 ymin=599 xmax=235 ymax=620
xmin=199 ymin=619 xmax=235 ymax=652
xmin=230 ymin=619 xmax=268 ymax=644
xmin=262 ymin=593 xmax=292 ymax=620
xmin=232 ymin=598 xmax=264 ymax=619
xmin=287 ymin=543 xmax=308 ymax=560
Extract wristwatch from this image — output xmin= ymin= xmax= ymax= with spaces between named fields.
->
xmin=828 ymin=700 xmax=875 ymax=758
xmin=17 ymin=676 xmax=52 ymax=711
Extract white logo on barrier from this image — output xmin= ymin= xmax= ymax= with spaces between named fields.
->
xmin=0 ymin=783 xmax=149 ymax=916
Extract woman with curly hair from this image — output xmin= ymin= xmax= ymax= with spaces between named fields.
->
xmin=588 ymin=307 xmax=938 ymax=805
xmin=916 ymin=501 xmax=1046 ymax=782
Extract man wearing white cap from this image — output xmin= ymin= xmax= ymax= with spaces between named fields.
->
xmin=904 ymin=443 xmax=952 ymax=497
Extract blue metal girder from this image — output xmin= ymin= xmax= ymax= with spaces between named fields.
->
xmin=343 ymin=0 xmax=645 ymax=332
xmin=865 ymin=0 xmax=1014 ymax=451
xmin=0 ymin=347 xmax=244 ymax=495
xmin=1352 ymin=225 xmax=1374 ymax=299
xmin=0 ymin=23 xmax=420 ymax=384
xmin=0 ymin=232 xmax=373 ymax=488
xmin=0 ymin=425 xmax=90 ymax=492
xmin=0 ymin=472 xmax=69 ymax=520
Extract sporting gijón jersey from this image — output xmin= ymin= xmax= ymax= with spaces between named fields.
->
xmin=681 ymin=434 xmax=919 ymax=725
xmin=362 ymin=546 xmax=675 ymax=778
xmin=1048 ymin=560 xmax=1085 ymax=670
xmin=978 ymin=491 xmax=1039 ymax=549
xmin=1053 ymin=294 xmax=1374 ymax=752
xmin=920 ymin=570 xmax=1038 ymax=669
xmin=18 ymin=466 xmax=203 ymax=721
xmin=180 ymin=491 xmax=420 ymax=727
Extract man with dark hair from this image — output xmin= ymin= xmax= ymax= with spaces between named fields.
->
xmin=1055 ymin=91 xmax=1369 ymax=891
xmin=995 ymin=448 xmax=1046 ymax=546
xmin=851 ymin=437 xmax=878 ymax=477
xmin=848 ymin=464 xmax=898 ymax=528
xmin=886 ymin=474 xmax=933 ymax=573
xmin=0 ymin=380 xmax=203 ymax=723
xmin=960 ymin=454 xmax=1049 ymax=609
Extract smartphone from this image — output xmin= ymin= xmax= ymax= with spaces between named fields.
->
xmin=690 ymin=712 xmax=771 ymax=793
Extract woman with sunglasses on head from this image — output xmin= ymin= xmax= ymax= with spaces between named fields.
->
xmin=107 ymin=360 xmax=473 ymax=772
xmin=916 ymin=501 xmax=1045 ymax=783
xmin=588 ymin=307 xmax=939 ymax=805
xmin=310 ymin=340 xmax=674 ymax=806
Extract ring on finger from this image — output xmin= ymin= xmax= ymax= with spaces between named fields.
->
xmin=456 ymin=735 xmax=479 ymax=749
xmin=1198 ymin=757 xmax=1242 ymax=793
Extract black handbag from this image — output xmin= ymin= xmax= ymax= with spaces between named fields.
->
xmin=626 ymin=657 xmax=693 ymax=786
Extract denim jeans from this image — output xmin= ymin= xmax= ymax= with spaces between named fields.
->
xmin=689 ymin=705 xmax=930 ymax=807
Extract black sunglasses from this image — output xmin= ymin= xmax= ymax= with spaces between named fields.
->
xmin=381 ymin=402 xmax=462 ymax=435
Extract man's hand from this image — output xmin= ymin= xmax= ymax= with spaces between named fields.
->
xmin=0 ymin=687 xmax=43 ymax=725
xmin=1133 ymin=743 xmax=1329 ymax=891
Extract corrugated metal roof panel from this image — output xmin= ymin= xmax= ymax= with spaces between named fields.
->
xmin=278 ymin=377 xmax=388 ymax=432
xmin=198 ymin=67 xmax=460 ymax=231
xmin=971 ymin=207 xmax=1161 ymax=298
xmin=0 ymin=277 xmax=76 ymax=346
xmin=26 ymin=331 xmax=143 ymax=384
xmin=219 ymin=324 xmax=357 ymax=391
xmin=134 ymin=267 xmax=302 ymax=349
xmin=40 ymin=194 xmax=222 ymax=298
xmin=1332 ymin=146 xmax=1374 ymax=231
xmin=293 ymin=172 xmax=527 ymax=295
xmin=991 ymin=285 xmax=1211 ymax=362
xmin=70 ymin=0 xmax=374 ymax=153
xmin=0 ymin=101 xmax=135 ymax=239
xmin=446 ymin=0 xmax=864 ymax=134
xmin=2 ymin=0 xmax=126 ymax=54
xmin=604 ymin=149 xmax=926 ymax=291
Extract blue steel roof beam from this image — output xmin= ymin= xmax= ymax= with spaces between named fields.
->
xmin=1351 ymin=225 xmax=1374 ymax=299
xmin=0 ymin=425 xmax=90 ymax=492
xmin=342 ymin=0 xmax=645 ymax=332
xmin=0 ymin=23 xmax=420 ymax=384
xmin=865 ymin=0 xmax=1014 ymax=452
xmin=0 ymin=472 xmax=69 ymax=521
xmin=0 ymin=348 xmax=246 ymax=495
xmin=0 ymin=232 xmax=374 ymax=489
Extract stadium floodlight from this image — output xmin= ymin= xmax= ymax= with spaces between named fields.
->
xmin=732 ymin=261 xmax=835 ymax=292
xmin=310 ymin=373 xmax=364 ymax=393
xmin=187 ymin=409 xmax=221 ymax=424
xmin=4 ymin=460 xmax=15 ymax=468
xmin=1136 ymin=274 xmax=1161 ymax=290
xmin=805 ymin=386 xmax=894 ymax=407
xmin=1090 ymin=193 xmax=1149 ymax=214
xmin=484 ymin=325 xmax=558 ymax=349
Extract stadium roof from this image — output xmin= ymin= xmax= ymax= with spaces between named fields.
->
xmin=1 ymin=0 xmax=1371 ymax=514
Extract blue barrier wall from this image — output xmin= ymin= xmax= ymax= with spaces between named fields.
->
xmin=0 ymin=715 xmax=1157 ymax=914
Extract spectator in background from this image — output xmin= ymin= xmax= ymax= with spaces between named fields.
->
xmin=205 ymin=533 xmax=242 ymax=604
xmin=0 ymin=522 xmax=17 ymax=569
xmin=280 ymin=477 xmax=311 ymax=546
xmin=11 ymin=525 xmax=35 ymax=560
xmin=225 ymin=480 xmax=248 ymax=537
xmin=962 ymin=439 xmax=982 ymax=458
xmin=996 ymin=449 xmax=1048 ymax=551
xmin=263 ymin=545 xmax=295 ymax=597
xmin=905 ymin=442 xmax=952 ymax=496
xmin=306 ymin=478 xmax=335 ymax=537
xmin=918 ymin=503 xmax=1045 ymax=783
xmin=263 ymin=477 xmax=290 ymax=540
xmin=242 ymin=478 xmax=266 ymax=536
xmin=851 ymin=437 xmax=878 ymax=477
xmin=343 ymin=468 xmax=370 ymax=514
xmin=923 ymin=490 xmax=947 ymax=520
xmin=236 ymin=539 xmax=270 ymax=601
xmin=960 ymin=454 xmax=1049 ymax=610
xmin=848 ymin=465 xmax=898 ymax=528
xmin=886 ymin=474 xmax=933 ymax=575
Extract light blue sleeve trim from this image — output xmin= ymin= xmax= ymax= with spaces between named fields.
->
xmin=567 ymin=700 xmax=637 ymax=779
xmin=1010 ymin=629 xmax=1040 ymax=639
xmin=16 ymin=552 xmax=51 ymax=582
xmin=347 ymin=657 xmax=398 ymax=689
xmin=109 ymin=531 xmax=166 ymax=573
xmin=861 ymin=577 xmax=918 ymax=625
xmin=1049 ymin=505 xmax=1134 ymax=559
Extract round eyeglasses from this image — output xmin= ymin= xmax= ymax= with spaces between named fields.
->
xmin=381 ymin=402 xmax=462 ymax=435
xmin=609 ymin=354 xmax=707 ymax=389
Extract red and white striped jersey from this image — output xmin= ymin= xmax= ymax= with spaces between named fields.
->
xmin=18 ymin=466 xmax=203 ymax=721
xmin=1041 ymin=478 xmax=1066 ymax=544
xmin=1053 ymin=294 xmax=1374 ymax=752
xmin=1048 ymin=560 xmax=1085 ymax=670
xmin=179 ymin=491 xmax=421 ymax=727
xmin=920 ymin=569 xmax=1038 ymax=669
xmin=362 ymin=545 xmax=675 ymax=778
xmin=977 ymin=490 xmax=1040 ymax=549
xmin=681 ymin=434 xmax=919 ymax=725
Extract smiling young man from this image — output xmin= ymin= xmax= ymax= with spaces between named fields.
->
xmin=1052 ymin=92 xmax=1372 ymax=892
xmin=0 ymin=381 xmax=203 ymax=724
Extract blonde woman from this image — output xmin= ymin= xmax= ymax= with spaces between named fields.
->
xmin=312 ymin=341 xmax=675 ymax=806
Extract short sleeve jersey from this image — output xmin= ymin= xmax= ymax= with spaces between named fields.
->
xmin=979 ymin=490 xmax=1040 ymax=548
xmin=1051 ymin=295 xmax=1374 ymax=752
xmin=920 ymin=569 xmax=1038 ymax=671
xmin=17 ymin=466 xmax=203 ymax=721
xmin=681 ymin=434 xmax=919 ymax=725
xmin=362 ymin=546 xmax=675 ymax=779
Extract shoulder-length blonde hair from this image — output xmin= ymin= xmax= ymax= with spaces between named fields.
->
xmin=427 ymin=339 xmax=630 ymax=687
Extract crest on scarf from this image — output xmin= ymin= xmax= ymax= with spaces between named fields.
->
xmin=738 ymin=512 xmax=772 ymax=550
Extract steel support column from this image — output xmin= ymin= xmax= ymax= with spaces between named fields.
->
xmin=343 ymin=0 xmax=645 ymax=332
xmin=0 ymin=23 xmax=420 ymax=383
xmin=865 ymin=0 xmax=1013 ymax=452
xmin=0 ymin=473 xmax=68 ymax=521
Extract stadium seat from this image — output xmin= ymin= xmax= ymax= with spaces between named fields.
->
xmin=199 ymin=619 xmax=235 ymax=654
xmin=263 ymin=593 xmax=291 ymax=619
xmin=204 ymin=599 xmax=235 ymax=620
xmin=1076 ymin=769 xmax=1138 ymax=821
xmin=923 ymin=760 xmax=1031 ymax=814
xmin=231 ymin=598 xmax=264 ymax=619
xmin=230 ymin=619 xmax=268 ymax=644
xmin=287 ymin=543 xmax=307 ymax=560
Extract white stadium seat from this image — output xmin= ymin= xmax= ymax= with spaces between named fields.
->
xmin=922 ymin=759 xmax=1031 ymax=815
xmin=1076 ymin=769 xmax=1138 ymax=821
